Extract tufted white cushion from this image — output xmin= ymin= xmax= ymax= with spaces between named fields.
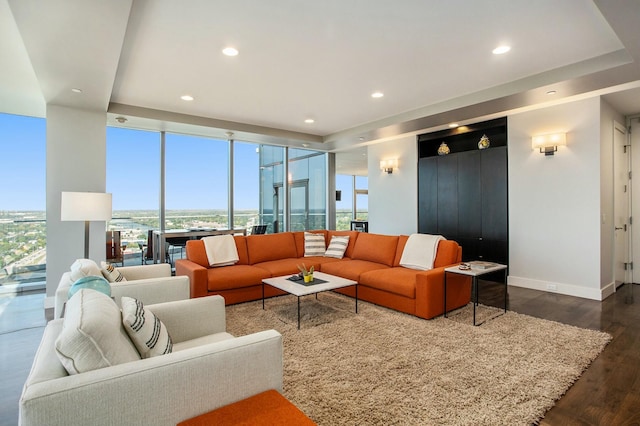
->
xmin=121 ymin=297 xmax=173 ymax=358
xmin=101 ymin=261 xmax=127 ymax=283
xmin=324 ymin=235 xmax=350 ymax=259
xmin=69 ymin=258 xmax=102 ymax=281
xmin=55 ymin=289 xmax=140 ymax=375
xmin=304 ymin=232 xmax=325 ymax=257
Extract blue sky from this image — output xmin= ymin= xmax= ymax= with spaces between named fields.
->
xmin=1 ymin=113 xmax=365 ymax=211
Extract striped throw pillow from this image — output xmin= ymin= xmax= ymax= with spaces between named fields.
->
xmin=121 ymin=297 xmax=173 ymax=358
xmin=324 ymin=235 xmax=350 ymax=259
xmin=304 ymin=232 xmax=326 ymax=257
xmin=101 ymin=261 xmax=126 ymax=283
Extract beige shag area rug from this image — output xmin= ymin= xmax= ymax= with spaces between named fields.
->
xmin=225 ymin=293 xmax=610 ymax=426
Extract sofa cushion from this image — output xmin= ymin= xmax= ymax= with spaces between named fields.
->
xmin=324 ymin=235 xmax=350 ymax=259
xmin=121 ymin=296 xmax=173 ymax=358
xmin=304 ymin=232 xmax=326 ymax=256
xmin=100 ymin=261 xmax=126 ymax=282
xmin=246 ymin=233 xmax=297 ymax=264
xmin=321 ymin=259 xmax=390 ymax=282
xmin=207 ymin=265 xmax=271 ymax=291
xmin=351 ymin=233 xmax=399 ymax=266
xmin=359 ymin=267 xmax=419 ymax=298
xmin=69 ymin=258 xmax=102 ymax=281
xmin=55 ymin=289 xmax=140 ymax=375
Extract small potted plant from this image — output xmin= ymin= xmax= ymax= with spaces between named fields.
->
xmin=297 ymin=263 xmax=314 ymax=283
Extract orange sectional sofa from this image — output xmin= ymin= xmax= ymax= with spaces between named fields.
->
xmin=175 ymin=230 xmax=471 ymax=320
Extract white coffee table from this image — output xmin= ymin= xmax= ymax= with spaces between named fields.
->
xmin=262 ymin=271 xmax=358 ymax=329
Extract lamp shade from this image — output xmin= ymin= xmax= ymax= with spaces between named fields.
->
xmin=531 ymin=133 xmax=567 ymax=150
xmin=61 ymin=192 xmax=112 ymax=221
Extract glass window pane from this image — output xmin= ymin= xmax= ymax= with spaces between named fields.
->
xmin=259 ymin=145 xmax=285 ymax=233
xmin=234 ymin=141 xmax=260 ymax=231
xmin=336 ymin=175 xmax=353 ymax=230
xmin=0 ymin=113 xmax=46 ymax=287
xmin=106 ymin=127 xmax=160 ymax=259
xmin=165 ymin=133 xmax=229 ymax=230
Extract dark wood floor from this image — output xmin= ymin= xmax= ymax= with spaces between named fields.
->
xmin=1 ymin=284 xmax=639 ymax=425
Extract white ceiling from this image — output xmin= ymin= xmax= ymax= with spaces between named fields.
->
xmin=2 ymin=0 xmax=640 ymax=174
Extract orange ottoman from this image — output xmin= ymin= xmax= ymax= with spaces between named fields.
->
xmin=177 ymin=390 xmax=316 ymax=425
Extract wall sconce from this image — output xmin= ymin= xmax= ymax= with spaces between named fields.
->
xmin=532 ymin=133 xmax=567 ymax=156
xmin=380 ymin=158 xmax=398 ymax=174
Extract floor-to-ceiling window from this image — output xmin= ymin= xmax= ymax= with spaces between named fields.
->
xmin=0 ymin=113 xmax=46 ymax=289
xmin=335 ymin=174 xmax=368 ymax=230
xmin=355 ymin=176 xmax=368 ymax=221
xmin=259 ymin=145 xmax=285 ymax=233
xmin=288 ymin=148 xmax=326 ymax=231
xmin=233 ymin=141 xmax=260 ymax=230
xmin=165 ymin=133 xmax=229 ymax=230
xmin=106 ymin=127 xmax=160 ymax=262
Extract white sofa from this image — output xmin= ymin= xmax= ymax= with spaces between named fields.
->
xmin=20 ymin=294 xmax=283 ymax=426
xmin=54 ymin=262 xmax=189 ymax=318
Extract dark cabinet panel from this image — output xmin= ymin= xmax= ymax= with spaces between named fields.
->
xmin=418 ymin=157 xmax=438 ymax=234
xmin=481 ymin=147 xmax=508 ymax=241
xmin=436 ymin=154 xmax=458 ymax=237
xmin=457 ymin=151 xmax=482 ymax=238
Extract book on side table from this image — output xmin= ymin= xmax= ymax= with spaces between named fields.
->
xmin=467 ymin=261 xmax=499 ymax=270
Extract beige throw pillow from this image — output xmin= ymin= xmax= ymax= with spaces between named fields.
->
xmin=55 ymin=289 xmax=141 ymax=375
xmin=304 ymin=232 xmax=326 ymax=257
xmin=324 ymin=235 xmax=350 ymax=259
xmin=121 ymin=296 xmax=173 ymax=358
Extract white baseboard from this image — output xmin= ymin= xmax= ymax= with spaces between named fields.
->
xmin=508 ymin=276 xmax=608 ymax=301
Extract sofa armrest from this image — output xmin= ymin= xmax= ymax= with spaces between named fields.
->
xmin=110 ymin=276 xmax=190 ymax=309
xmin=119 ymin=263 xmax=171 ymax=280
xmin=148 ymin=295 xmax=226 ymax=343
xmin=175 ymin=259 xmax=209 ymax=298
xmin=414 ymin=265 xmax=471 ymax=319
xmin=20 ymin=329 xmax=283 ymax=426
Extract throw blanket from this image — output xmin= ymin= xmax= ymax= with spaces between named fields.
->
xmin=399 ymin=234 xmax=444 ymax=271
xmin=202 ymin=235 xmax=239 ymax=267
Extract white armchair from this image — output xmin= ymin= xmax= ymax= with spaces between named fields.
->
xmin=54 ymin=262 xmax=189 ymax=318
xmin=20 ymin=295 xmax=283 ymax=426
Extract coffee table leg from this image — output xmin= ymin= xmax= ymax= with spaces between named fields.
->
xmin=355 ymin=284 xmax=358 ymax=313
xmin=297 ymin=296 xmax=301 ymax=330
xmin=262 ymin=283 xmax=265 ymax=310
xmin=473 ymin=276 xmax=478 ymax=326
xmin=443 ymin=271 xmax=448 ymax=318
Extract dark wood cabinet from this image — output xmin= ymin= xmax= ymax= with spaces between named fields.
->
xmin=417 ymin=118 xmax=508 ymax=268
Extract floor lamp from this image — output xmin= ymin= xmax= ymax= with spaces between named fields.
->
xmin=61 ymin=192 xmax=112 ymax=259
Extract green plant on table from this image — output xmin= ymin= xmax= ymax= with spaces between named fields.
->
xmin=297 ymin=263 xmax=314 ymax=277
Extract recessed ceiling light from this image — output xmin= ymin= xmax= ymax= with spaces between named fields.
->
xmin=546 ymin=90 xmax=557 ymax=95
xmin=371 ymin=92 xmax=384 ymax=98
xmin=302 ymin=143 xmax=310 ymax=148
xmin=181 ymin=95 xmax=194 ymax=101
xmin=71 ymin=88 xmax=82 ymax=93
xmin=449 ymin=123 xmax=459 ymax=128
xmin=304 ymin=118 xmax=315 ymax=124
xmin=492 ymin=45 xmax=511 ymax=55
xmin=115 ymin=116 xmax=128 ymax=124
xmin=222 ymin=47 xmax=239 ymax=56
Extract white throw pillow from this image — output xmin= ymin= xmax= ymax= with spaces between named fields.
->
xmin=324 ymin=235 xmax=350 ymax=259
xmin=55 ymin=289 xmax=141 ymax=375
xmin=304 ymin=232 xmax=326 ymax=257
xmin=101 ymin=261 xmax=127 ymax=283
xmin=121 ymin=296 xmax=173 ymax=358
xmin=69 ymin=258 xmax=102 ymax=281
